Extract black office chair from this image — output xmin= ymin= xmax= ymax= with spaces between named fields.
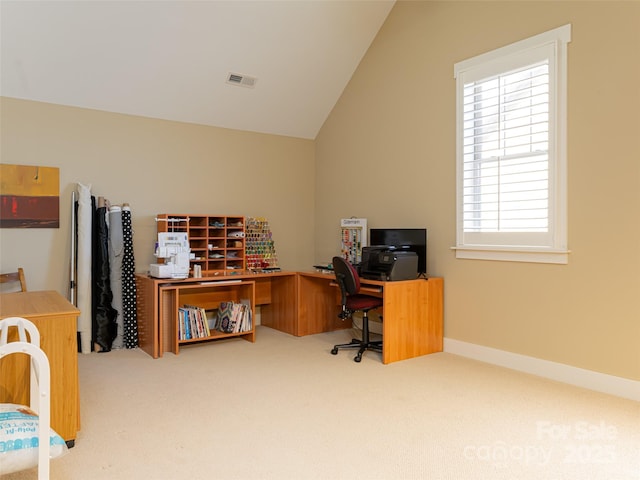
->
xmin=330 ymin=256 xmax=383 ymax=362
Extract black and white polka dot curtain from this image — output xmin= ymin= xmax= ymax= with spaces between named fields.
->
xmin=121 ymin=205 xmax=138 ymax=349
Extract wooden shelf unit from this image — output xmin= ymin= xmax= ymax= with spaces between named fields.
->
xmin=160 ymin=280 xmax=256 ymax=354
xmin=136 ymin=272 xmax=298 ymax=358
xmin=156 ymin=214 xmax=246 ymax=276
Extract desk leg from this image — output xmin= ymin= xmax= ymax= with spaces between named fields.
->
xmin=159 ymin=288 xmax=178 ymax=355
xmin=259 ymin=276 xmax=297 ymax=335
xmin=382 ymin=278 xmax=443 ymax=364
xmin=136 ymin=275 xmax=159 ymax=358
xmin=296 ymin=274 xmax=348 ymax=336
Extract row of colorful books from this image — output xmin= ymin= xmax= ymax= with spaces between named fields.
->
xmin=178 ymin=300 xmax=253 ymax=340
xmin=216 ymin=300 xmax=252 ymax=334
xmin=178 ymin=305 xmax=211 ymax=340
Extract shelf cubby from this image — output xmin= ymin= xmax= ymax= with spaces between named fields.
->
xmin=160 ymin=280 xmax=255 ymax=354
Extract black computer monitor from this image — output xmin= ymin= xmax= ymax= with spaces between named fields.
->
xmin=369 ymin=228 xmax=427 ymax=274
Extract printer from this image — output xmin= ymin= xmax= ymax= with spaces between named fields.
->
xmin=360 ymin=246 xmax=418 ymax=281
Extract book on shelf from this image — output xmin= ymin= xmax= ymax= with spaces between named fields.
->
xmin=179 ymin=305 xmax=212 ymax=340
xmin=178 ymin=308 xmax=185 ymax=339
xmin=217 ymin=301 xmax=234 ymax=333
xmin=216 ymin=301 xmax=252 ymax=334
xmin=239 ymin=298 xmax=252 ymax=333
xmin=178 ymin=307 xmax=190 ymax=340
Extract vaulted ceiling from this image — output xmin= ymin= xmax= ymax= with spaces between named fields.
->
xmin=1 ymin=1 xmax=395 ymax=139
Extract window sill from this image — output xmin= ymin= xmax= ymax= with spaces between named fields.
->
xmin=452 ymin=246 xmax=570 ymax=264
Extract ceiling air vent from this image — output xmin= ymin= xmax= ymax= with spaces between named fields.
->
xmin=226 ymin=72 xmax=257 ymax=88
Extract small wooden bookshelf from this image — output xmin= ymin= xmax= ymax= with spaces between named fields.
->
xmin=160 ymin=280 xmax=256 ymax=354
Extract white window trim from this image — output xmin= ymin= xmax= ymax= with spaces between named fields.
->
xmin=453 ymin=24 xmax=571 ymax=265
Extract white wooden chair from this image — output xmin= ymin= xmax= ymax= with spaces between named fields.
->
xmin=0 ymin=317 xmax=51 ymax=480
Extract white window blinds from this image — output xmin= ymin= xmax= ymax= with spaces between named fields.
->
xmin=454 ymin=24 xmax=571 ymax=264
xmin=462 ymin=61 xmax=550 ymax=233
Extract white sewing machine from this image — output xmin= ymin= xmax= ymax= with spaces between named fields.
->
xmin=149 ymin=232 xmax=190 ymax=279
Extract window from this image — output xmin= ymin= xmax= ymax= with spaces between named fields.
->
xmin=454 ymin=25 xmax=571 ymax=264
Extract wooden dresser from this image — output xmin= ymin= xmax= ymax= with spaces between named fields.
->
xmin=0 ymin=290 xmax=81 ymax=446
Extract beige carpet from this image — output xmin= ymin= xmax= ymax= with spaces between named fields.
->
xmin=5 ymin=326 xmax=639 ymax=480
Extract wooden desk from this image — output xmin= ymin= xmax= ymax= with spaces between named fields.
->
xmin=0 ymin=290 xmax=81 ymax=445
xmin=296 ymin=272 xmax=443 ymax=364
xmin=137 ymin=271 xmax=443 ymax=364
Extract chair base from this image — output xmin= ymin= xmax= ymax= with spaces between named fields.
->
xmin=331 ymin=338 xmax=382 ymax=363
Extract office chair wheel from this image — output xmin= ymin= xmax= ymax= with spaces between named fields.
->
xmin=354 ymin=354 xmax=362 ymax=363
xmin=331 ymin=347 xmax=338 ymax=355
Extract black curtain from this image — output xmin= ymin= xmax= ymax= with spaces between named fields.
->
xmin=91 ymin=197 xmax=117 ymax=352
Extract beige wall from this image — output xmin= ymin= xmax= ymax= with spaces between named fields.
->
xmin=316 ymin=1 xmax=640 ymax=380
xmin=0 ymin=98 xmax=316 ymax=294
xmin=1 ymin=1 xmax=638 ymax=382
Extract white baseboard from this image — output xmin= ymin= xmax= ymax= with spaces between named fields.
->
xmin=443 ymin=338 xmax=640 ymax=402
